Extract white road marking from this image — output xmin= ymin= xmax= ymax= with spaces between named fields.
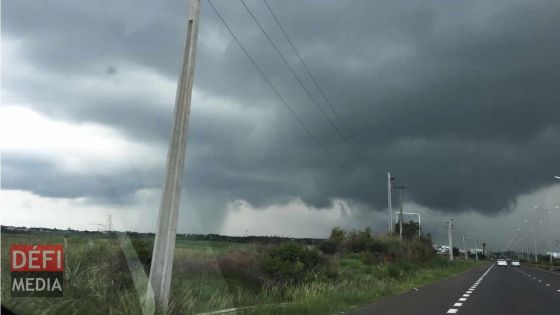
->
xmin=444 ymin=264 xmax=494 ymax=314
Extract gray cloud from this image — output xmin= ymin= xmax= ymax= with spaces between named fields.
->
xmin=3 ymin=0 xmax=560 ymax=231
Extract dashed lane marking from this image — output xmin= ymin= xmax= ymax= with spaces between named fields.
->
xmin=444 ymin=263 xmax=494 ymax=314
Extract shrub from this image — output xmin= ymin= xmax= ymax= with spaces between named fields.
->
xmin=345 ymin=229 xmax=373 ymax=253
xmin=361 ymin=252 xmax=378 ymax=266
xmin=329 ymin=227 xmax=346 ymax=243
xmin=368 ymin=239 xmax=388 ymax=254
xmin=319 ymin=239 xmax=338 ymax=255
xmin=387 ymin=264 xmax=402 ymax=279
xmin=218 ymin=249 xmax=263 ymax=288
xmin=259 ymin=243 xmax=325 ymax=283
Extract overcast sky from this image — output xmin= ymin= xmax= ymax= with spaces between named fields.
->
xmin=2 ymin=0 xmax=560 ymax=250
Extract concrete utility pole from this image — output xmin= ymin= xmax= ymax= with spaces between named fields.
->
xmin=447 ymin=219 xmax=454 ymax=261
xmin=462 ymin=235 xmax=468 ymax=260
xmin=474 ymin=236 xmax=479 ymax=261
xmin=534 ymin=235 xmax=538 ymax=263
xmin=394 ymin=185 xmax=408 ymax=241
xmin=387 ymin=172 xmax=393 ymax=233
xmin=147 ymin=0 xmax=201 ymax=312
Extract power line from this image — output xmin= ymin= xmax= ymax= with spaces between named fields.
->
xmin=239 ymin=0 xmax=384 ymax=177
xmin=262 ymin=0 xmax=384 ymax=174
xmin=207 ymin=0 xmax=359 ymax=181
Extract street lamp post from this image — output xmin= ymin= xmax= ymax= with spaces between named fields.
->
xmin=393 ymin=184 xmax=408 ymax=241
xmin=534 ymin=205 xmax=559 ymax=264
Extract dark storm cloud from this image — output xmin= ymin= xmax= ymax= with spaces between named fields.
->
xmin=4 ymin=0 xmax=560 ymax=218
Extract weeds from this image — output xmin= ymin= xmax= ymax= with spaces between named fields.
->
xmin=2 ymin=231 xmax=482 ymax=315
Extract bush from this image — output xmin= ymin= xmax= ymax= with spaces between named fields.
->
xmin=259 ymin=242 xmax=325 ymax=283
xmin=319 ymin=239 xmax=338 ymax=255
xmin=387 ymin=264 xmax=403 ymax=279
xmin=368 ymin=239 xmax=388 ymax=254
xmin=329 ymin=227 xmax=346 ymax=243
xmin=218 ymin=250 xmax=263 ymax=288
xmin=345 ymin=229 xmax=373 ymax=253
xmin=361 ymin=252 xmax=378 ymax=266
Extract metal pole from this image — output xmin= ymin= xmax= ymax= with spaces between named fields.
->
xmin=388 ymin=172 xmax=392 ymax=233
xmin=463 ymin=235 xmax=468 ymax=260
xmin=547 ymin=210 xmax=552 ymax=264
xmin=448 ymin=219 xmax=454 ymax=261
xmin=399 ymin=188 xmax=403 ymax=241
xmin=147 ymin=0 xmax=201 ymax=312
xmin=534 ymin=235 xmax=538 ymax=263
xmin=474 ymin=236 xmax=479 ymax=261
xmin=393 ymin=185 xmax=407 ymax=241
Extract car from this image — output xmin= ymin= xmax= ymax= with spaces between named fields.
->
xmin=497 ymin=259 xmax=508 ymax=266
xmin=511 ymin=260 xmax=520 ymax=267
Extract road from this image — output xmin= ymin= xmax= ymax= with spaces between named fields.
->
xmin=349 ymin=263 xmax=560 ymax=315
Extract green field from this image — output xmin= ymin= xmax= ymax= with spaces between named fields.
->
xmin=1 ymin=231 xmax=483 ymax=315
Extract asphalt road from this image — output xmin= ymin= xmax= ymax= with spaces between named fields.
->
xmin=349 ymin=263 xmax=560 ymax=315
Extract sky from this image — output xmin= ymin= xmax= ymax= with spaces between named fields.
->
xmin=2 ymin=0 xmax=560 ymax=251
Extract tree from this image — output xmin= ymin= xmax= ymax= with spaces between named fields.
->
xmin=329 ymin=227 xmax=346 ymax=243
xmin=394 ymin=221 xmax=420 ymax=240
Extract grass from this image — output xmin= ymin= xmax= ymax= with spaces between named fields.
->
xmin=243 ymin=257 xmax=482 ymax=314
xmin=1 ymin=231 xmax=483 ymax=315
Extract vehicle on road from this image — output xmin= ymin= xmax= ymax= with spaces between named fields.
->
xmin=497 ymin=259 xmax=508 ymax=266
xmin=511 ymin=260 xmax=520 ymax=267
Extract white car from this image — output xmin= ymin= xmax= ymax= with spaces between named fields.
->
xmin=497 ymin=259 xmax=508 ymax=266
xmin=511 ymin=260 xmax=520 ymax=267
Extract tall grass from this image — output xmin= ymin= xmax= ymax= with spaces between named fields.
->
xmin=1 ymin=232 xmax=482 ymax=315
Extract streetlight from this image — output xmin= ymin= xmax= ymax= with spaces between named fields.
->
xmin=522 ymin=220 xmax=538 ymax=263
xmin=534 ymin=205 xmax=560 ymax=264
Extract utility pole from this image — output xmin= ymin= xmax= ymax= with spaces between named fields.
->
xmin=462 ymin=235 xmax=468 ymax=260
xmin=534 ymin=235 xmax=538 ymax=263
xmin=474 ymin=235 xmax=479 ymax=261
xmin=147 ymin=0 xmax=201 ymax=312
xmin=387 ymin=173 xmax=394 ymax=233
xmin=447 ymin=219 xmax=454 ymax=261
xmin=394 ymin=185 xmax=408 ymax=241
xmin=107 ymin=214 xmax=113 ymax=233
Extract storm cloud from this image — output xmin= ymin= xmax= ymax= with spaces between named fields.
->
xmin=3 ymin=0 xmax=560 ymax=233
